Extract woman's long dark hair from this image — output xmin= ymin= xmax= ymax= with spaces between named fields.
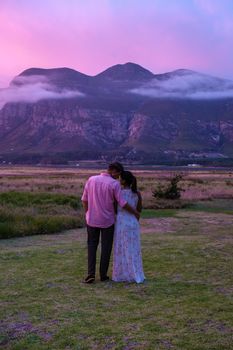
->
xmin=120 ymin=171 xmax=137 ymax=193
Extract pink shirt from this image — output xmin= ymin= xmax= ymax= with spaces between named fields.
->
xmin=81 ymin=172 xmax=127 ymax=228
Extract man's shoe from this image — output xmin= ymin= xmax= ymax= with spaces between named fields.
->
xmin=83 ymin=275 xmax=95 ymax=284
xmin=100 ymin=276 xmax=110 ymax=282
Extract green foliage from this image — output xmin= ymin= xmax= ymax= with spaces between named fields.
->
xmin=0 ymin=213 xmax=83 ymax=239
xmin=141 ymin=209 xmax=177 ymax=218
xmin=0 ymin=191 xmax=80 ymax=209
xmin=186 ymin=199 xmax=233 ymax=215
xmin=0 ymin=222 xmax=14 ymax=237
xmin=0 ymin=191 xmax=84 ymax=239
xmin=152 ymin=174 xmax=184 ymax=200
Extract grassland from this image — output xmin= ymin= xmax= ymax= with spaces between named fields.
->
xmin=0 ymin=166 xmax=233 ymax=239
xmin=0 ymin=166 xmax=233 ymax=349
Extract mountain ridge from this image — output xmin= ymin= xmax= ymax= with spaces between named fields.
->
xmin=0 ymin=62 xmax=233 ymax=164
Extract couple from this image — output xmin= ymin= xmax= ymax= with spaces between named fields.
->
xmin=81 ymin=162 xmax=145 ymax=284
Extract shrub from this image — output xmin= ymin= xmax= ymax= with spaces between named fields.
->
xmin=152 ymin=174 xmax=184 ymax=200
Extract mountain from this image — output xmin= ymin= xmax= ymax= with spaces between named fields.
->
xmin=95 ymin=62 xmax=154 ymax=81
xmin=11 ymin=67 xmax=91 ymax=91
xmin=0 ymin=63 xmax=233 ymax=164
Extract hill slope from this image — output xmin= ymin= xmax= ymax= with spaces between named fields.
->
xmin=0 ymin=63 xmax=233 ymax=163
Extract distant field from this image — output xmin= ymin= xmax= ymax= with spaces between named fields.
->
xmin=0 ymin=166 xmax=233 ymax=239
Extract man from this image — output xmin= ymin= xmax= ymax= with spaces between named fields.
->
xmin=81 ymin=162 xmax=140 ymax=283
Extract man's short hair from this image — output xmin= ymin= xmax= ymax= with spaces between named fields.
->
xmin=108 ymin=162 xmax=124 ymax=173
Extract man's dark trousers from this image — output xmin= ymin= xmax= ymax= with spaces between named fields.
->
xmin=87 ymin=224 xmax=114 ymax=279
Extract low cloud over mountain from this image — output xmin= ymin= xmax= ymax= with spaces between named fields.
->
xmin=131 ymin=70 xmax=233 ymax=99
xmin=0 ymin=75 xmax=84 ymax=109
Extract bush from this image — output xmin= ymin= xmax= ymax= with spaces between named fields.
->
xmin=152 ymin=174 xmax=185 ymax=200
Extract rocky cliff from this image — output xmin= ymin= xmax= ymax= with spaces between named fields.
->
xmin=0 ymin=63 xmax=233 ymax=164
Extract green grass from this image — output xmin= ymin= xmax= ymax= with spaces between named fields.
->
xmin=0 ymin=211 xmax=232 ymax=350
xmin=141 ymin=209 xmax=177 ymax=218
xmin=0 ymin=215 xmax=83 ymax=239
xmin=0 ymin=170 xmax=232 ymax=348
xmin=187 ymin=199 xmax=233 ymax=215
xmin=0 ymin=191 xmax=80 ymax=209
xmin=0 ymin=191 xmax=84 ymax=239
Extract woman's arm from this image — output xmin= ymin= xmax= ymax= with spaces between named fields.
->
xmin=114 ymin=182 xmax=140 ymax=220
xmin=137 ymin=191 xmax=142 ymax=213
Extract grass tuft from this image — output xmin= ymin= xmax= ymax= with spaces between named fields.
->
xmin=0 ymin=191 xmax=84 ymax=239
xmin=0 ymin=191 xmax=80 ymax=209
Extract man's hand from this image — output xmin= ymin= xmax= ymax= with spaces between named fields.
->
xmin=134 ymin=210 xmax=140 ymax=221
xmin=123 ymin=203 xmax=140 ymax=220
xmin=82 ymin=200 xmax=88 ymax=213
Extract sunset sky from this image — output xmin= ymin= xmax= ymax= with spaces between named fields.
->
xmin=1 ymin=0 xmax=233 ymax=87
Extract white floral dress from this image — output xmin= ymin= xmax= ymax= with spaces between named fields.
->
xmin=112 ymin=189 xmax=145 ymax=283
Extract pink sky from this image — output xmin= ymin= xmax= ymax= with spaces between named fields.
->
xmin=1 ymin=0 xmax=233 ymax=87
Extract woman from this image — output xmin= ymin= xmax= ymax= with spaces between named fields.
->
xmin=112 ymin=171 xmax=145 ymax=283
